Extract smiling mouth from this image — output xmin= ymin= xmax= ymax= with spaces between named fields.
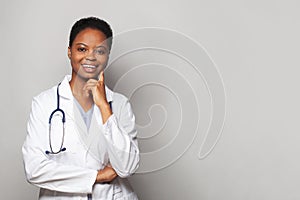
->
xmin=82 ymin=64 xmax=96 ymax=69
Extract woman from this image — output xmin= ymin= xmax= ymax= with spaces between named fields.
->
xmin=22 ymin=17 xmax=140 ymax=200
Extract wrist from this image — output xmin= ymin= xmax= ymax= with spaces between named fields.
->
xmin=96 ymin=170 xmax=104 ymax=183
xmin=97 ymin=101 xmax=112 ymax=124
xmin=97 ymin=101 xmax=109 ymax=109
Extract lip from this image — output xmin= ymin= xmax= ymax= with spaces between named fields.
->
xmin=82 ymin=64 xmax=96 ymax=69
xmin=81 ymin=64 xmax=98 ymax=73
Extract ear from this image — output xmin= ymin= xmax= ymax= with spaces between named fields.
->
xmin=67 ymin=47 xmax=71 ymax=59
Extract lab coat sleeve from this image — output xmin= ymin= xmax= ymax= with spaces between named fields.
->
xmin=102 ymin=97 xmax=140 ymax=178
xmin=22 ymin=97 xmax=98 ymax=193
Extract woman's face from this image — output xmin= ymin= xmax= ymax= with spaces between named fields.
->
xmin=68 ymin=28 xmax=109 ymax=81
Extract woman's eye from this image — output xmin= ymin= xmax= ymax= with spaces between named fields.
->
xmin=95 ymin=50 xmax=106 ymax=55
xmin=77 ymin=47 xmax=86 ymax=52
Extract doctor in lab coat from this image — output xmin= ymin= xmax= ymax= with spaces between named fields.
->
xmin=22 ymin=17 xmax=140 ymax=200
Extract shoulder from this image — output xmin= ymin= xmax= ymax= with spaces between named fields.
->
xmin=106 ymin=85 xmax=130 ymax=106
xmin=33 ymin=86 xmax=56 ymax=104
xmin=112 ymin=92 xmax=129 ymax=103
xmin=30 ymin=85 xmax=58 ymax=117
xmin=112 ymin=91 xmax=133 ymax=111
xmin=27 ymin=85 xmax=57 ymax=120
xmin=110 ymin=91 xmax=133 ymax=115
xmin=32 ymin=75 xmax=70 ymax=104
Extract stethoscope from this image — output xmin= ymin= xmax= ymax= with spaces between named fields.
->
xmin=45 ymin=82 xmax=113 ymax=155
xmin=45 ymin=83 xmax=66 ymax=155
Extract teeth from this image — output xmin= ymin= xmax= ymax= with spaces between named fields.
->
xmin=82 ymin=65 xmax=96 ymax=69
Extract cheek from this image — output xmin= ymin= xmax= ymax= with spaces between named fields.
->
xmin=98 ymin=55 xmax=109 ymax=64
xmin=71 ymin=54 xmax=84 ymax=63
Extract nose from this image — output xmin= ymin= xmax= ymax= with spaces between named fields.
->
xmin=85 ymin=50 xmax=96 ymax=61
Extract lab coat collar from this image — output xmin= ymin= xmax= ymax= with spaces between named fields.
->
xmin=59 ymin=75 xmax=114 ymax=102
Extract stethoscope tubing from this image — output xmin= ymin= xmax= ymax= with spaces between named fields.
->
xmin=45 ymin=83 xmax=66 ymax=155
xmin=45 ymin=82 xmax=113 ymax=155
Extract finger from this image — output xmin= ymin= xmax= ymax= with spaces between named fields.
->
xmin=83 ymin=81 xmax=98 ymax=90
xmin=85 ymin=79 xmax=98 ymax=86
xmin=82 ymin=87 xmax=91 ymax=97
xmin=82 ymin=85 xmax=94 ymax=97
xmin=87 ymin=78 xmax=98 ymax=83
xmin=83 ymin=85 xmax=94 ymax=91
xmin=99 ymin=71 xmax=104 ymax=83
xmin=83 ymin=85 xmax=98 ymax=95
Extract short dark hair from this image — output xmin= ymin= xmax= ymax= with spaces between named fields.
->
xmin=69 ymin=17 xmax=113 ymax=50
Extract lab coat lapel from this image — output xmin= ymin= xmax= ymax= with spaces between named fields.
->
xmin=59 ymin=75 xmax=114 ymax=163
xmin=73 ymin=102 xmax=89 ymax=146
xmin=73 ymin=103 xmax=104 ymax=162
xmin=88 ymin=109 xmax=106 ymax=161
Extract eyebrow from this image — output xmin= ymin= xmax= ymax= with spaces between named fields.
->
xmin=75 ymin=42 xmax=108 ymax=50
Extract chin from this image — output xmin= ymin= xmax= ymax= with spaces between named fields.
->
xmin=73 ymin=68 xmax=102 ymax=80
xmin=74 ymin=74 xmax=97 ymax=81
xmin=87 ymin=74 xmax=99 ymax=80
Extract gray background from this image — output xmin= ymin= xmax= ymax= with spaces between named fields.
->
xmin=1 ymin=0 xmax=300 ymax=199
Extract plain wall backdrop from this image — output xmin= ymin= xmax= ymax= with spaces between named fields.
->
xmin=1 ymin=0 xmax=300 ymax=199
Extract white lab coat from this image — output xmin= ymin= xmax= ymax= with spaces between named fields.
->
xmin=22 ymin=75 xmax=140 ymax=200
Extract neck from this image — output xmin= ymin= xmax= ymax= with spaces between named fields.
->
xmin=69 ymin=72 xmax=94 ymax=111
